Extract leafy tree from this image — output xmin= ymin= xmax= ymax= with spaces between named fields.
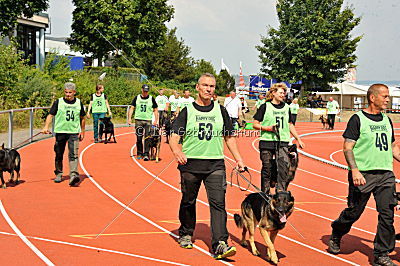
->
xmin=193 ymin=59 xmax=217 ymax=80
xmin=257 ymin=0 xmax=361 ymax=93
xmin=216 ymin=69 xmax=235 ymax=96
xmin=143 ymin=28 xmax=194 ymax=83
xmin=68 ymin=0 xmax=174 ymax=66
xmin=0 ymin=0 xmax=49 ymax=36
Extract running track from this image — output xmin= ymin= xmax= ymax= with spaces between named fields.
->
xmin=1 ymin=122 xmax=399 ymax=265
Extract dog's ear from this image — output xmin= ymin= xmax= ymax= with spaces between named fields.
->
xmin=1 ymin=143 xmax=4 ymax=150
xmin=288 ymin=191 xmax=294 ymax=201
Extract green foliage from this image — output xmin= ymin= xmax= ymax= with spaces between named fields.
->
xmin=0 ymin=0 xmax=48 ymax=36
xmin=193 ymin=59 xmax=217 ymax=80
xmin=68 ymin=0 xmax=174 ymax=66
xmin=216 ymin=69 xmax=235 ymax=96
xmin=257 ymin=0 xmax=362 ymax=91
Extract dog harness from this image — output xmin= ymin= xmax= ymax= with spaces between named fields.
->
xmin=260 ymin=102 xmax=290 ymax=142
xmin=54 ymin=97 xmax=82 ymax=134
xmin=182 ymin=102 xmax=224 ymax=159
xmin=353 ymin=111 xmax=393 ymax=171
xmin=92 ymin=93 xmax=107 ymax=113
xmin=134 ymin=95 xmax=154 ymax=121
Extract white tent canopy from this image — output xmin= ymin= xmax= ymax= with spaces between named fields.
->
xmin=316 ymin=82 xmax=400 ymax=96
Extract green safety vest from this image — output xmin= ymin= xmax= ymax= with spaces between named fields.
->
xmin=260 ymin=102 xmax=290 ymax=142
xmin=289 ymin=103 xmax=299 ymax=115
xmin=182 ymin=103 xmax=224 ymax=159
xmin=353 ymin=112 xmax=393 ymax=171
xmin=134 ymin=95 xmax=153 ymax=121
xmin=256 ymin=99 xmax=266 ymax=109
xmin=54 ymin=97 xmax=82 ymax=134
xmin=92 ymin=93 xmax=107 ymax=113
xmin=170 ymin=96 xmax=179 ymax=112
xmin=327 ymin=101 xmax=338 ymax=114
xmin=156 ymin=95 xmax=168 ymax=111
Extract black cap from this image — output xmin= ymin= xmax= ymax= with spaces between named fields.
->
xmin=142 ymin=84 xmax=150 ymax=92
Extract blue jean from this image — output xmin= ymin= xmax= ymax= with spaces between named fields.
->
xmin=93 ymin=113 xmax=106 ymax=140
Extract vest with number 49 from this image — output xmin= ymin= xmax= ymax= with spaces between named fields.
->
xmin=92 ymin=93 xmax=107 ymax=113
xmin=134 ymin=95 xmax=153 ymax=121
xmin=260 ymin=102 xmax=290 ymax=142
xmin=54 ymin=98 xmax=81 ymax=134
xmin=182 ymin=103 xmax=224 ymax=159
xmin=353 ymin=111 xmax=393 ymax=171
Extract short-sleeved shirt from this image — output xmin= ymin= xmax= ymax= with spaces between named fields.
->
xmin=91 ymin=93 xmax=108 ymax=101
xmin=155 ymin=95 xmax=169 ymax=111
xmin=172 ymin=101 xmax=234 ymax=174
xmin=223 ymin=96 xmax=241 ymax=118
xmin=49 ymin=98 xmax=86 ymax=117
xmin=178 ymin=96 xmax=195 ymax=109
xmin=253 ymin=101 xmax=292 ymax=150
xmin=131 ymin=95 xmax=158 ymax=109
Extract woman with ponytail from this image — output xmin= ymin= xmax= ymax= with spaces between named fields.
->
xmin=252 ymin=83 xmax=305 ymax=193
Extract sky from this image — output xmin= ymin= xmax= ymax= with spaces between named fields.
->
xmin=47 ymin=0 xmax=400 ymax=81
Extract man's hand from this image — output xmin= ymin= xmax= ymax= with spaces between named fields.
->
xmin=173 ymin=150 xmax=187 ymax=165
xmin=108 ymin=111 xmax=112 ymax=117
xmin=153 ymin=121 xmax=159 ymax=127
xmin=86 ymin=114 xmax=91 ymax=119
xmin=41 ymin=127 xmax=51 ymax=134
xmin=79 ymin=132 xmax=85 ymax=142
xmin=352 ymin=169 xmax=366 ymax=186
xmin=270 ymin=124 xmax=278 ymax=133
xmin=128 ymin=119 xmax=132 ymax=125
xmin=298 ymin=139 xmax=305 ymax=149
xmin=237 ymin=160 xmax=246 ymax=172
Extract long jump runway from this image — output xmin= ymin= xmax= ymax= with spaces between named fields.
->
xmin=1 ymin=122 xmax=399 ymax=265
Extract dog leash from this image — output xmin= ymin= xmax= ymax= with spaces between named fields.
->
xmin=12 ymin=132 xmax=44 ymax=150
xmin=225 ymin=159 xmax=306 ymax=239
xmin=230 ymin=166 xmax=252 ymax=191
xmin=94 ymin=158 xmax=175 ymax=239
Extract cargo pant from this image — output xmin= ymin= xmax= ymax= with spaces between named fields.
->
xmin=54 ymin=133 xmax=79 ymax=179
xmin=259 ymin=146 xmax=290 ymax=193
xmin=135 ymin=119 xmax=151 ymax=157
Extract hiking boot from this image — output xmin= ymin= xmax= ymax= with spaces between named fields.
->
xmin=94 ymin=138 xmax=99 ymax=143
xmin=143 ymin=156 xmax=149 ymax=161
xmin=178 ymin=235 xmax=193 ymax=249
xmin=69 ymin=176 xmax=80 ymax=186
xmin=328 ymin=234 xmax=341 ymax=254
xmin=54 ymin=174 xmax=62 ymax=183
xmin=214 ymin=241 xmax=236 ymax=260
xmin=396 ymin=233 xmax=400 ymax=240
xmin=373 ymin=255 xmax=397 ymax=266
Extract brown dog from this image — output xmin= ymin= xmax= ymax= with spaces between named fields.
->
xmin=0 ymin=144 xmax=21 ymax=189
xmin=234 ymin=191 xmax=295 ymax=264
xmin=319 ymin=115 xmax=329 ymax=129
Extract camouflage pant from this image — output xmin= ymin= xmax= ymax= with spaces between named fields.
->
xmin=259 ymin=146 xmax=290 ymax=193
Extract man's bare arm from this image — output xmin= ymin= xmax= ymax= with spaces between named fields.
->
xmin=343 ymin=139 xmax=357 ymax=170
xmin=392 ymin=143 xmax=400 ymax=162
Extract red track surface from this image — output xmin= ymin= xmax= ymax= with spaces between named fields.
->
xmin=1 ymin=122 xmax=400 ymax=265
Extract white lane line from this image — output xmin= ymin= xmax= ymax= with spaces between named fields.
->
xmin=330 ymin=149 xmax=343 ymax=164
xmin=130 ymin=147 xmax=359 ymax=265
xmin=0 ymin=200 xmax=55 ymax=266
xmin=79 ymin=133 xmax=232 ymax=266
xmin=0 ymin=231 xmax=190 ymax=266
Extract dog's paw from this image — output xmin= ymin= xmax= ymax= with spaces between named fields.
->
xmin=251 ymin=249 xmax=260 ymax=256
xmin=240 ymin=241 xmax=248 ymax=247
xmin=8 ymin=179 xmax=14 ymax=183
xmin=1 ymin=184 xmax=6 ymax=189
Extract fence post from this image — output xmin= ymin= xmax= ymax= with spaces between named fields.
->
xmin=126 ymin=106 xmax=130 ymax=125
xmin=8 ymin=111 xmax=13 ymax=148
xmin=29 ymin=108 xmax=34 ymax=142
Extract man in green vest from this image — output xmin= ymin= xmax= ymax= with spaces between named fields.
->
xmin=328 ymin=84 xmax=399 ymax=266
xmin=289 ymin=98 xmax=300 ymax=125
xmin=155 ymin=88 xmax=170 ymax=126
xmin=42 ymin=82 xmax=86 ymax=186
xmin=326 ymin=97 xmax=340 ymax=129
xmin=169 ymin=73 xmax=245 ymax=260
xmin=86 ymin=84 xmax=112 ymax=143
xmin=252 ymin=93 xmax=266 ymax=111
xmin=128 ymin=84 xmax=158 ymax=161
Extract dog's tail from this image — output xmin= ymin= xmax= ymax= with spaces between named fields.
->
xmin=234 ymin=214 xmax=244 ymax=228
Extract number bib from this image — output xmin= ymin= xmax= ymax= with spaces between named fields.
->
xmin=92 ymin=93 xmax=107 ymax=113
xmin=54 ymin=97 xmax=81 ymax=134
xmin=182 ymin=102 xmax=224 ymax=159
xmin=353 ymin=112 xmax=393 ymax=171
xmin=134 ymin=95 xmax=153 ymax=121
xmin=260 ymin=102 xmax=290 ymax=142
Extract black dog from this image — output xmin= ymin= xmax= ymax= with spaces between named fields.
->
xmin=270 ymin=144 xmax=299 ymax=191
xmin=234 ymin=191 xmax=295 ymax=264
xmin=99 ymin=117 xmax=116 ymax=144
xmin=0 ymin=144 xmax=21 ymax=189
xmin=163 ymin=113 xmax=176 ymax=144
xmin=146 ymin=126 xmax=162 ymax=162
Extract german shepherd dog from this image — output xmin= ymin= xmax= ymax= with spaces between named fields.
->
xmin=270 ymin=144 xmax=299 ymax=191
xmin=319 ymin=115 xmax=329 ymax=129
xmin=162 ymin=112 xmax=172 ymax=144
xmin=0 ymin=144 xmax=21 ymax=189
xmin=99 ymin=117 xmax=116 ymax=144
xmin=234 ymin=191 xmax=295 ymax=264
xmin=147 ymin=126 xmax=162 ymax=162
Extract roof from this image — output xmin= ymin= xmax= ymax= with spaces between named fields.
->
xmin=317 ymin=82 xmax=400 ymax=97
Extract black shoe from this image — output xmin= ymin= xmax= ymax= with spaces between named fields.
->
xmin=143 ymin=156 xmax=149 ymax=161
xmin=328 ymin=235 xmax=341 ymax=254
xmin=396 ymin=233 xmax=400 ymax=240
xmin=213 ymin=241 xmax=236 ymax=260
xmin=69 ymin=176 xmax=80 ymax=186
xmin=373 ymin=255 xmax=397 ymax=266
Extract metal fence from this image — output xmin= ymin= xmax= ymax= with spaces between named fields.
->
xmin=0 ymin=105 xmax=130 ymax=149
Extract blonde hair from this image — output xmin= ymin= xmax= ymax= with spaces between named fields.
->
xmin=266 ymin=83 xmax=288 ymax=101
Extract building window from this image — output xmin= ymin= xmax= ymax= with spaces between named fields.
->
xmin=17 ymin=24 xmax=37 ymax=65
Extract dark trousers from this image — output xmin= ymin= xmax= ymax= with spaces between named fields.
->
xmin=135 ymin=120 xmax=151 ymax=156
xmin=92 ymin=112 xmax=105 ymax=140
xmin=54 ymin=133 xmax=79 ymax=177
xmin=158 ymin=110 xmax=166 ymax=127
xmin=231 ymin=117 xmax=238 ymax=130
xmin=331 ymin=172 xmax=396 ymax=256
xmin=178 ymin=170 xmax=228 ymax=251
xmin=260 ymin=147 xmax=290 ymax=193
xmin=290 ymin=114 xmax=297 ymax=125
xmin=327 ymin=114 xmax=336 ymax=129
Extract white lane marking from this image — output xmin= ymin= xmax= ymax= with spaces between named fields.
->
xmin=79 ymin=133 xmax=232 ymax=266
xmin=0 ymin=200 xmax=55 ymax=266
xmin=330 ymin=149 xmax=343 ymax=164
xmin=130 ymin=147 xmax=359 ymax=265
xmin=0 ymin=231 xmax=190 ymax=266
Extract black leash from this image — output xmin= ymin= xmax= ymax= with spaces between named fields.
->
xmin=12 ymin=132 xmax=43 ymax=150
xmin=230 ymin=166 xmax=252 ymax=191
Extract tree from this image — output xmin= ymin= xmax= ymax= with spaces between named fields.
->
xmin=216 ymin=69 xmax=235 ymax=96
xmin=193 ymin=59 xmax=217 ymax=80
xmin=68 ymin=0 xmax=173 ymax=66
xmin=0 ymin=0 xmax=49 ymax=36
xmin=143 ymin=28 xmax=195 ymax=83
xmin=257 ymin=0 xmax=361 ymax=93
